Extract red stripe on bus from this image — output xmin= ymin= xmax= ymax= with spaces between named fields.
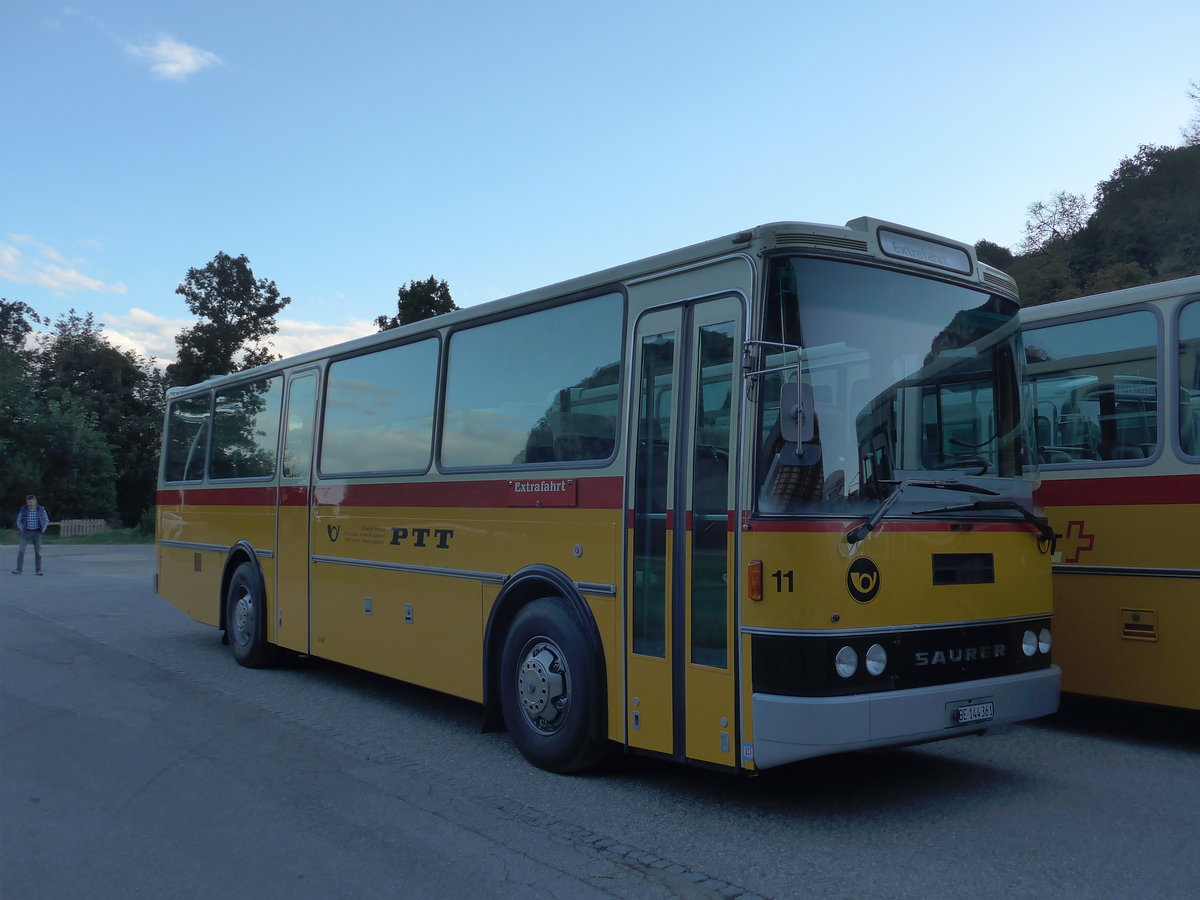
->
xmin=280 ymin=486 xmax=309 ymax=507
xmin=160 ymin=477 xmax=624 ymax=510
xmin=314 ymin=477 xmax=623 ymax=509
xmin=746 ymin=519 xmax=1033 ymax=534
xmin=616 ymin=514 xmax=1019 ymax=534
xmin=157 ymin=486 xmax=277 ymax=506
xmin=1036 ymin=473 xmax=1200 ymax=506
xmin=627 ymin=510 xmax=737 ymax=531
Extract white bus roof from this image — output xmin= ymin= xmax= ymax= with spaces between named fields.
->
xmin=1021 ymin=274 xmax=1200 ymax=324
xmin=167 ymin=217 xmax=1015 ymax=398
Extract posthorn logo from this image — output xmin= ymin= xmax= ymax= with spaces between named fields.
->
xmin=846 ymin=557 xmax=881 ymax=603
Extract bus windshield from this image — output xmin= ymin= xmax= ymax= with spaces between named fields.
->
xmin=757 ymin=257 xmax=1034 ymax=515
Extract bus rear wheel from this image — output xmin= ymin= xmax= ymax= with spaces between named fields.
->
xmin=500 ymin=598 xmax=606 ymax=773
xmin=225 ymin=562 xmax=278 ymax=669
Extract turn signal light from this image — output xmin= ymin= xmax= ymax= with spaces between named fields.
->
xmin=747 ymin=560 xmax=763 ymax=601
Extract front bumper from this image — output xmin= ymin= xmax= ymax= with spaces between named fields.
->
xmin=750 ymin=665 xmax=1061 ymax=769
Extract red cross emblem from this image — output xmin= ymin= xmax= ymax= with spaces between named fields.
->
xmin=1059 ymin=520 xmax=1095 ymax=563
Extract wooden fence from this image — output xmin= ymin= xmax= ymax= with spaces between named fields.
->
xmin=55 ymin=519 xmax=112 ymax=537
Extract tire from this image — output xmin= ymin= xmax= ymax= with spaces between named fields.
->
xmin=225 ymin=562 xmax=278 ymax=669
xmin=499 ymin=598 xmax=607 ymax=773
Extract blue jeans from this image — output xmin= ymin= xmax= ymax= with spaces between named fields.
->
xmin=15 ymin=530 xmax=43 ymax=573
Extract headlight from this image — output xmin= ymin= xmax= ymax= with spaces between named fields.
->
xmin=865 ymin=643 xmax=888 ymax=676
xmin=1022 ymin=630 xmax=1038 ymax=657
xmin=1038 ymin=628 xmax=1052 ymax=654
xmin=835 ymin=645 xmax=858 ymax=679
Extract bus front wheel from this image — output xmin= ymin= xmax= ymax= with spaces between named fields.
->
xmin=225 ymin=562 xmax=278 ymax=669
xmin=500 ymin=598 xmax=606 ymax=773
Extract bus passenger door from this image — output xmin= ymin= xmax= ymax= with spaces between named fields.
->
xmin=626 ymin=296 xmax=741 ymax=767
xmin=275 ymin=370 xmax=318 ymax=653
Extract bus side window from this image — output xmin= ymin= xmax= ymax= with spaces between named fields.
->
xmin=1058 ymin=403 xmax=1099 ymax=460
xmin=443 ymin=293 xmax=622 ymax=469
xmin=164 ymin=395 xmax=212 ymax=483
xmin=1036 ymin=415 xmax=1073 ymax=463
xmin=1179 ymin=300 xmax=1200 ymax=457
xmin=547 ymin=411 xmax=615 ymax=461
xmin=184 ymin=422 xmax=209 ymax=481
xmin=1181 ymin=390 xmax=1200 ymax=457
xmin=210 ymin=377 xmax=284 ymax=481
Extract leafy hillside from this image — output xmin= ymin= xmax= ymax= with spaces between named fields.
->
xmin=977 ymin=142 xmax=1200 ymax=307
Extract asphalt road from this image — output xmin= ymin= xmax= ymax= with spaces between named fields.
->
xmin=2 ymin=545 xmax=1197 ymax=899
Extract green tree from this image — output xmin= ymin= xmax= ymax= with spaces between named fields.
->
xmin=167 ymin=252 xmax=291 ymax=387
xmin=1012 ymin=248 xmax=1077 ymax=308
xmin=974 ymin=240 xmax=1014 ymax=270
xmin=1182 ymin=79 xmax=1200 ymax=147
xmin=1091 ymin=144 xmax=1173 ymax=210
xmin=1 ymin=298 xmax=45 ymax=351
xmin=375 ymin=276 xmax=458 ymax=330
xmin=1076 ymin=143 xmax=1200 ymax=280
xmin=1082 ymin=262 xmax=1150 ymax=295
xmin=984 ymin=141 xmax=1200 ymax=306
xmin=35 ymin=310 xmax=164 ymax=526
xmin=0 ymin=299 xmax=44 ymax=512
xmin=35 ymin=396 xmax=119 ymax=521
xmin=1019 ymin=191 xmax=1091 ymax=254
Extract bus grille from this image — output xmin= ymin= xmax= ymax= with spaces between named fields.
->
xmin=774 ymin=234 xmax=870 ymax=252
xmin=983 ymin=271 xmax=1017 ymax=293
xmin=751 ymin=617 xmax=1053 ymax=697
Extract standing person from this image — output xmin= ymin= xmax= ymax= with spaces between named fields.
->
xmin=12 ymin=494 xmax=50 ymax=575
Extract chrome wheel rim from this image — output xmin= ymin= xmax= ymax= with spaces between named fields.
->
xmin=231 ymin=587 xmax=254 ymax=648
xmin=515 ymin=637 xmax=571 ymax=735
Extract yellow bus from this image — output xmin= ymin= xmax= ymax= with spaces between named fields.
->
xmin=156 ymin=218 xmax=1060 ymax=773
xmin=1021 ymin=275 xmax=1200 ymax=710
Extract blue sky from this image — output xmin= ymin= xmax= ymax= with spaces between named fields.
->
xmin=3 ymin=1 xmax=1198 ymax=365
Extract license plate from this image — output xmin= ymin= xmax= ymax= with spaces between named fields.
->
xmin=954 ymin=701 xmax=994 ymax=725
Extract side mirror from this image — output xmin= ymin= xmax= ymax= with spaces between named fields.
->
xmin=780 ymin=382 xmax=815 ymax=444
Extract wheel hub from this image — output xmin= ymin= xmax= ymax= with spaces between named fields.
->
xmin=517 ymin=643 xmax=567 ymax=731
xmin=232 ymin=590 xmax=253 ymax=644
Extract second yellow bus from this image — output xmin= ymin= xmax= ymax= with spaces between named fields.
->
xmin=1022 ymin=275 xmax=1200 ymax=710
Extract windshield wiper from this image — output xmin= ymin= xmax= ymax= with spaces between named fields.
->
xmin=911 ymin=499 xmax=1057 ymax=546
xmin=845 ymin=479 xmax=998 ymax=544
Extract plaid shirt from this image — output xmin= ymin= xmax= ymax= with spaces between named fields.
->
xmin=15 ymin=505 xmax=49 ymax=533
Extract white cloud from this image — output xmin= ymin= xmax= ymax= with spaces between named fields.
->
xmin=99 ymin=311 xmax=377 ymax=367
xmin=37 ymin=264 xmax=127 ymax=294
xmin=0 ymin=235 xmax=128 ymax=296
xmin=101 ymin=308 xmax=191 ymax=363
xmin=0 ymin=241 xmax=21 ymax=276
xmin=125 ymin=36 xmax=221 ymax=81
xmin=59 ymin=11 xmax=220 ymax=82
xmin=270 ymin=319 xmax=377 ymax=360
